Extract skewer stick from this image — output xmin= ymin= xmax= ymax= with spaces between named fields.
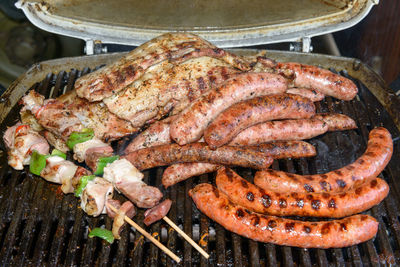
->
xmin=163 ymin=216 xmax=210 ymax=259
xmin=107 ymin=204 xmax=181 ymax=263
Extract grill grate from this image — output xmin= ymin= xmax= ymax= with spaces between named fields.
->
xmin=0 ymin=67 xmax=399 ymax=266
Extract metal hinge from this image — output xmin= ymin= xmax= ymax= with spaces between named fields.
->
xmin=289 ymin=37 xmax=313 ymax=53
xmin=84 ymin=40 xmax=108 ymax=55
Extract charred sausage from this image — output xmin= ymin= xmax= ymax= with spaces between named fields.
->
xmin=229 ymin=118 xmax=328 ymax=146
xmin=189 ymin=183 xmax=378 ymax=248
xmin=162 ymin=141 xmax=316 ymax=188
xmin=204 ymin=94 xmax=315 ymax=148
xmin=170 ymin=72 xmax=288 ymax=145
xmin=123 ymin=143 xmax=273 ymax=170
xmin=276 ymin=62 xmax=358 ymax=100
xmin=286 ymin=88 xmax=325 ymax=102
xmin=216 ymin=168 xmax=388 ymax=218
xmin=254 ymin=127 xmax=393 ymax=193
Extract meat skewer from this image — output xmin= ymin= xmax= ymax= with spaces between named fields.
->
xmin=143 ymin=200 xmax=210 ymax=259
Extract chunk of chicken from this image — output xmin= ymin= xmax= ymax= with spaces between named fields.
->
xmin=81 ymin=177 xmax=113 ymax=217
xmin=40 ymin=156 xmax=78 ymax=194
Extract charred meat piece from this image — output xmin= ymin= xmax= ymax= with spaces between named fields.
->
xmin=81 ymin=177 xmax=114 ymax=217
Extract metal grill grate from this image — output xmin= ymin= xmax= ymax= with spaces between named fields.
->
xmin=0 ymin=67 xmax=399 ymax=266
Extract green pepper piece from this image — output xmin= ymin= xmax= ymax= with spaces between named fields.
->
xmin=74 ymin=175 xmax=95 ymax=197
xmin=88 ymin=228 xmax=114 ymax=244
xmin=29 ymin=150 xmax=49 ymax=176
xmin=51 ymin=149 xmax=67 ymax=160
xmin=66 ymin=128 xmax=94 ymax=149
xmin=93 ymin=155 xmax=120 ymax=175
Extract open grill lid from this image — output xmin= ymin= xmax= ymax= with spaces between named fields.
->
xmin=16 ymin=0 xmax=377 ymax=47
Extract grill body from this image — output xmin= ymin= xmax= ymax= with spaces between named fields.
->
xmin=0 ymin=50 xmax=399 ymax=266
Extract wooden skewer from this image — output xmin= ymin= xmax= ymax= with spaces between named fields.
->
xmin=163 ymin=216 xmax=210 ymax=259
xmin=107 ymin=204 xmax=181 ymax=263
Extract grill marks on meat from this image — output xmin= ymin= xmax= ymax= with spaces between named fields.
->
xmin=189 ymin=183 xmax=379 ymax=248
xmin=123 ymin=143 xmax=273 ymax=171
xmin=75 ymin=33 xmax=250 ymax=102
xmin=216 ymin=168 xmax=389 ymax=218
xmin=170 ymin=72 xmax=288 ymax=145
xmin=21 ymin=90 xmax=138 ymax=142
xmin=103 ymin=57 xmax=240 ymax=127
xmin=254 ymin=127 xmax=393 ymax=193
xmin=204 ymin=94 xmax=316 ymax=148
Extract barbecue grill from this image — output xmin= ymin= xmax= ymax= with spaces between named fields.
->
xmin=1 ymin=0 xmax=400 ymax=266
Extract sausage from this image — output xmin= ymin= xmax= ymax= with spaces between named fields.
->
xmin=313 ymin=113 xmax=357 ymax=131
xmin=254 ymin=127 xmax=393 ymax=193
xmin=229 ymin=118 xmax=328 ymax=146
xmin=170 ymin=72 xmax=288 ymax=145
xmin=204 ymin=94 xmax=316 ymax=148
xmin=248 ymin=141 xmax=316 ymax=159
xmin=162 ymin=141 xmax=316 ymax=188
xmin=112 ymin=201 xmax=136 ymax=239
xmin=286 ymin=88 xmax=325 ymax=102
xmin=276 ymin=62 xmax=358 ymax=100
xmin=189 ymin=183 xmax=378 ymax=248
xmin=122 ymin=143 xmax=273 ymax=170
xmin=124 ymin=116 xmax=175 ymax=153
xmin=216 ymin=167 xmax=389 ymax=218
xmin=144 ymin=199 xmax=173 ymax=226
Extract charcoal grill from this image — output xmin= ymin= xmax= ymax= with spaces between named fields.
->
xmin=0 ymin=50 xmax=399 ymax=266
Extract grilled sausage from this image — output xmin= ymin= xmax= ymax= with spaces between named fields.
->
xmin=276 ymin=62 xmax=358 ymax=100
xmin=229 ymin=118 xmax=328 ymax=146
xmin=216 ymin=168 xmax=388 ymax=218
xmin=204 ymin=94 xmax=315 ymax=148
xmin=313 ymin=113 xmax=357 ymax=131
xmin=144 ymin=199 xmax=173 ymax=226
xmin=286 ymin=88 xmax=325 ymax=102
xmin=124 ymin=116 xmax=175 ymax=153
xmin=123 ymin=143 xmax=273 ymax=170
xmin=254 ymin=127 xmax=393 ymax=193
xmin=162 ymin=141 xmax=316 ymax=188
xmin=170 ymin=72 xmax=288 ymax=145
xmin=189 ymin=183 xmax=379 ymax=248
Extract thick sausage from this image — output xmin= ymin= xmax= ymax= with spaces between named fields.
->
xmin=276 ymin=62 xmax=358 ymax=100
xmin=204 ymin=94 xmax=316 ymax=148
xmin=254 ymin=127 xmax=393 ymax=193
xmin=286 ymin=88 xmax=325 ymax=102
xmin=144 ymin=199 xmax=173 ymax=226
xmin=123 ymin=143 xmax=273 ymax=170
xmin=124 ymin=116 xmax=175 ymax=153
xmin=170 ymin=72 xmax=288 ymax=145
xmin=313 ymin=113 xmax=357 ymax=131
xmin=189 ymin=183 xmax=378 ymax=248
xmin=216 ymin=167 xmax=388 ymax=218
xmin=162 ymin=163 xmax=220 ymax=188
xmin=229 ymin=118 xmax=328 ymax=146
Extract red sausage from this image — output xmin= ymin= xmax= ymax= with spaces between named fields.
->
xmin=189 ymin=183 xmax=378 ymax=248
xmin=123 ymin=143 xmax=273 ymax=170
xmin=161 ymin=141 xmax=316 ymax=188
xmin=254 ymin=127 xmax=393 ymax=193
xmin=170 ymin=72 xmax=288 ymax=145
xmin=216 ymin=167 xmax=389 ymax=218
xmin=276 ymin=62 xmax=358 ymax=100
xmin=229 ymin=118 xmax=328 ymax=146
xmin=144 ymin=199 xmax=173 ymax=226
xmin=204 ymin=94 xmax=315 ymax=148
xmin=286 ymin=88 xmax=325 ymax=102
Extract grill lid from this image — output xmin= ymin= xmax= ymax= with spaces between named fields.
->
xmin=16 ymin=0 xmax=377 ymax=47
